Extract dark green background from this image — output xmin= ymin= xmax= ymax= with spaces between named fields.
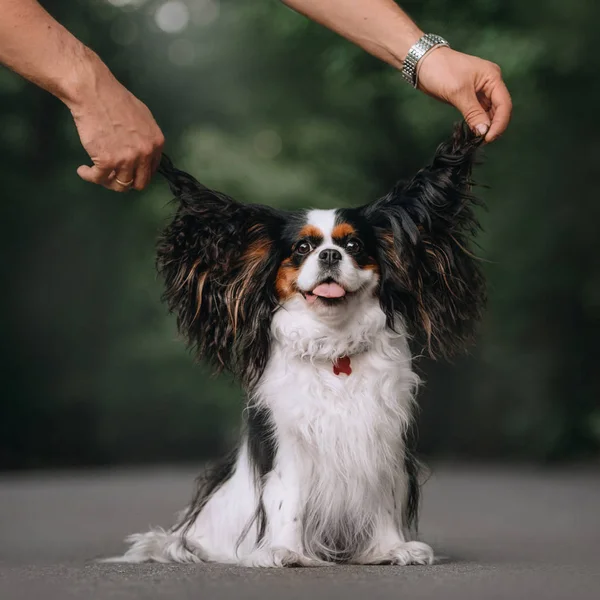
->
xmin=1 ymin=0 xmax=598 ymax=469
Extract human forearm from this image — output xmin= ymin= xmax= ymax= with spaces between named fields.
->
xmin=280 ymin=0 xmax=422 ymax=69
xmin=0 ymin=0 xmax=164 ymax=191
xmin=281 ymin=0 xmax=512 ymax=141
xmin=0 ymin=0 xmax=106 ymax=107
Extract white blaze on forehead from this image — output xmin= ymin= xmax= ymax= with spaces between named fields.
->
xmin=306 ymin=209 xmax=337 ymax=243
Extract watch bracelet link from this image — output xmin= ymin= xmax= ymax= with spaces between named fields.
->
xmin=401 ymin=34 xmax=450 ymax=88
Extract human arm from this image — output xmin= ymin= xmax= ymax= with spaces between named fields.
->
xmin=280 ymin=0 xmax=512 ymax=142
xmin=0 ymin=0 xmax=164 ymax=191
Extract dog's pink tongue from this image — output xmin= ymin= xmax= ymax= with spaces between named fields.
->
xmin=312 ymin=282 xmax=346 ymax=298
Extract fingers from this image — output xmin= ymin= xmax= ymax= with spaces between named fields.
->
xmin=78 ymin=156 xmax=158 ymax=193
xmin=454 ymin=92 xmax=491 ymax=138
xmin=485 ymin=80 xmax=512 ymax=142
xmin=415 ymin=48 xmax=512 ymax=144
xmin=114 ymin=163 xmax=136 ymax=191
xmin=132 ymin=156 xmax=151 ymax=192
xmin=151 ymin=151 xmax=162 ymax=175
xmin=78 ymin=164 xmax=133 ymax=193
xmin=152 ymin=133 xmax=166 ymax=174
xmin=457 ymin=73 xmax=512 ymax=143
xmin=476 ymin=91 xmax=492 ymax=112
xmin=77 ymin=134 xmax=164 ymax=193
xmin=134 ymin=134 xmax=165 ymax=191
xmin=77 ymin=164 xmax=115 ymax=188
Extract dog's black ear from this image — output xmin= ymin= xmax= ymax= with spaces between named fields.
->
xmin=157 ymin=156 xmax=285 ymax=387
xmin=362 ymin=123 xmax=486 ymax=358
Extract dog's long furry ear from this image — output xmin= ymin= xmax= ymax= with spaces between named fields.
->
xmin=362 ymin=123 xmax=486 ymax=358
xmin=157 ymin=156 xmax=284 ymax=387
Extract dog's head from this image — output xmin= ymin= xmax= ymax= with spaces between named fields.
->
xmin=274 ymin=208 xmax=381 ymax=328
xmin=157 ymin=123 xmax=485 ymax=386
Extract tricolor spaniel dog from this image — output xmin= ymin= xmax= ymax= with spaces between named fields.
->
xmin=111 ymin=123 xmax=485 ymax=567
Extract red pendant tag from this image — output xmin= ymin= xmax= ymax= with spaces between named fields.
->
xmin=333 ymin=356 xmax=352 ymax=376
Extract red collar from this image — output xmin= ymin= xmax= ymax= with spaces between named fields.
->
xmin=333 ymin=356 xmax=352 ymax=376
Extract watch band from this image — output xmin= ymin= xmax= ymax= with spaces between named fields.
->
xmin=401 ymin=34 xmax=450 ymax=88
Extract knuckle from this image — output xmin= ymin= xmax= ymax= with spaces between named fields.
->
xmin=139 ymin=143 xmax=154 ymax=158
xmin=464 ymin=107 xmax=484 ymax=123
xmin=95 ymin=155 xmax=114 ymax=170
xmin=94 ymin=170 xmax=112 ymax=184
xmin=488 ymin=61 xmax=502 ymax=76
xmin=119 ymin=151 xmax=136 ymax=165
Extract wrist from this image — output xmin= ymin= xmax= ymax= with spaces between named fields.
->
xmin=55 ymin=46 xmax=110 ymax=110
xmin=400 ymin=34 xmax=451 ymax=88
xmin=385 ymin=27 xmax=424 ymax=69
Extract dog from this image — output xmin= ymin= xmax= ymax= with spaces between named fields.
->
xmin=109 ymin=123 xmax=485 ymax=567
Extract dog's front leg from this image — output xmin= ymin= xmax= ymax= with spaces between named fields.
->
xmin=240 ymin=451 xmax=323 ymax=568
xmin=357 ymin=516 xmax=434 ymax=566
xmin=355 ymin=476 xmax=434 ymax=566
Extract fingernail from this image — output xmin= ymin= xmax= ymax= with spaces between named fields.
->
xmin=476 ymin=123 xmax=489 ymax=137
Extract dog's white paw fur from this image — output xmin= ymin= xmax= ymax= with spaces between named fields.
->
xmin=102 ymin=529 xmax=206 ymax=564
xmin=386 ymin=541 xmax=434 ymax=565
xmin=240 ymin=547 xmax=326 ymax=568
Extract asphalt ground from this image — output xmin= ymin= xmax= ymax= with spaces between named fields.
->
xmin=1 ymin=464 xmax=599 ymax=599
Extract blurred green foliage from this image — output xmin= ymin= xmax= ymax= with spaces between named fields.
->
xmin=1 ymin=0 xmax=599 ymax=468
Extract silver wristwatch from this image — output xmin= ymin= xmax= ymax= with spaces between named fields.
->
xmin=401 ymin=34 xmax=450 ymax=88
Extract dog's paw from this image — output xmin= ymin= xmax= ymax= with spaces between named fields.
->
xmin=240 ymin=547 xmax=298 ymax=568
xmin=240 ymin=547 xmax=325 ymax=568
xmin=389 ymin=541 xmax=434 ymax=566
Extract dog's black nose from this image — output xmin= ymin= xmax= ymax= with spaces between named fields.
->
xmin=319 ymin=248 xmax=342 ymax=266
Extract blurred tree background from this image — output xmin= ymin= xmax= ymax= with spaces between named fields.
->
xmin=1 ymin=0 xmax=599 ymax=470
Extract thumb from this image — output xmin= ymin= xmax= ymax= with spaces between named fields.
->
xmin=77 ymin=164 xmax=113 ymax=185
xmin=455 ymin=93 xmax=490 ymax=138
xmin=77 ymin=165 xmax=95 ymax=183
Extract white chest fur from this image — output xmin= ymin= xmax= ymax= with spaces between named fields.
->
xmin=261 ymin=296 xmax=419 ymax=445
xmin=254 ymin=297 xmax=420 ymax=559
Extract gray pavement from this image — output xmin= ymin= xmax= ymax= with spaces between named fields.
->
xmin=1 ymin=464 xmax=599 ymax=599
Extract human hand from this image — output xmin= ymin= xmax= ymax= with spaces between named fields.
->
xmin=66 ymin=56 xmax=164 ymax=192
xmin=417 ymin=47 xmax=512 ymax=143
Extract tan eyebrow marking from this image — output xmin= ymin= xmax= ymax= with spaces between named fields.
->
xmin=332 ymin=223 xmax=356 ymax=239
xmin=298 ymin=224 xmax=324 ymax=240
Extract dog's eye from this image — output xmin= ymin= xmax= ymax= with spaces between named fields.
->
xmin=295 ymin=241 xmax=312 ymax=255
xmin=345 ymin=239 xmax=362 ymax=254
